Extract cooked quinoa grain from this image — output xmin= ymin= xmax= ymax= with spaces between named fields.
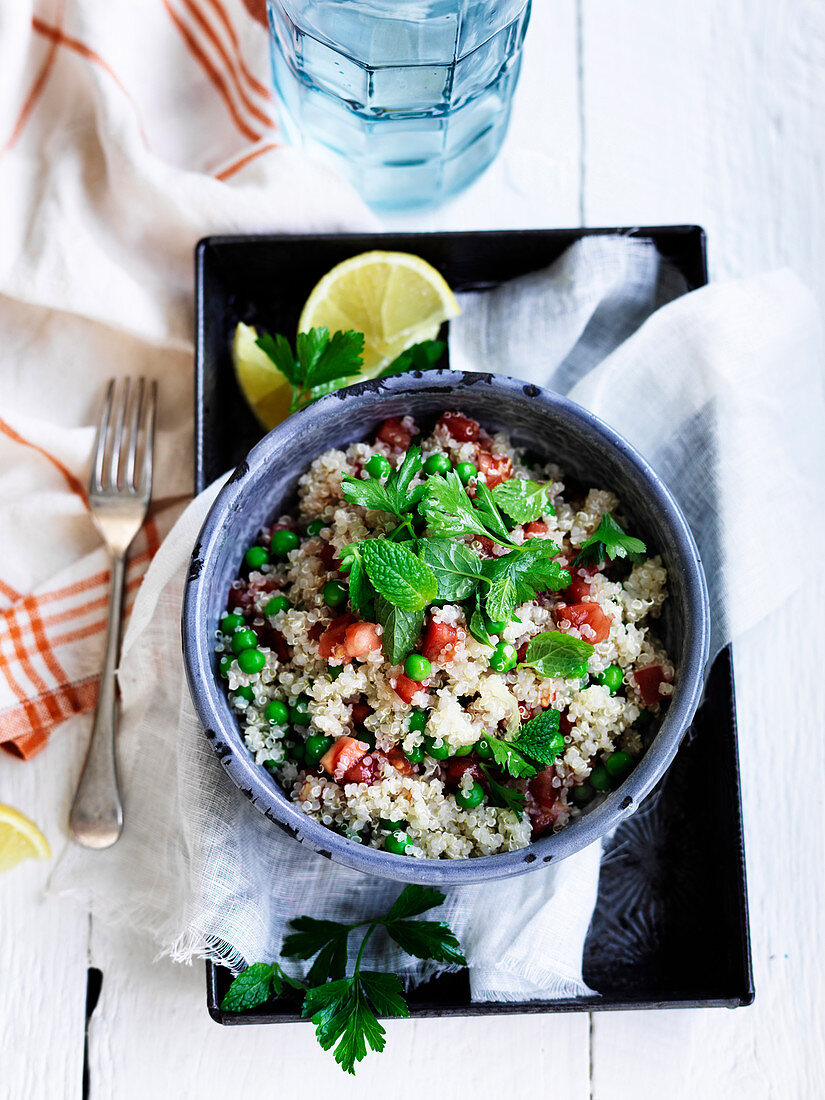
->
xmin=216 ymin=412 xmax=674 ymax=858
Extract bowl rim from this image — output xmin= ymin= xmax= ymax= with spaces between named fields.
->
xmin=182 ymin=369 xmax=710 ymax=885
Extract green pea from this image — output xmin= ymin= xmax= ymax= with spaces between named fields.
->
xmin=379 ymin=818 xmax=404 ymax=832
xmin=456 ymin=461 xmax=477 ymax=485
xmin=231 ymin=627 xmax=258 ymax=654
xmin=304 ymin=733 xmax=333 ymax=767
xmin=384 ymin=832 xmax=411 ymax=855
xmin=270 ymin=529 xmax=299 ymax=558
xmin=598 ymin=664 xmax=623 ymax=695
xmin=234 ymin=685 xmax=255 ymax=703
xmin=263 ymin=699 xmax=289 ymax=725
xmin=452 ymin=744 xmax=474 ymax=757
xmin=572 ymin=782 xmax=595 ymax=805
xmin=590 ymin=764 xmax=611 ymax=791
xmin=323 ymin=580 xmax=348 ymax=609
xmin=306 ymin=519 xmax=325 ymax=536
xmin=474 ymin=737 xmax=494 ymax=760
xmin=489 ymin=641 xmax=517 ymax=673
xmin=285 ymin=739 xmax=306 ymax=766
xmin=605 ymin=751 xmax=633 ymax=781
xmin=404 ymin=654 xmax=431 ymax=682
xmin=423 ymin=453 xmax=451 ymax=476
xmin=220 ymin=612 xmax=244 ymax=634
xmin=365 ymin=454 xmax=392 ymax=479
xmin=237 ymin=647 xmax=266 ymax=675
xmin=408 ymin=710 xmax=428 ymax=733
xmin=244 ymin=545 xmax=270 ymax=570
xmin=328 ymin=664 xmax=344 ymax=680
xmin=219 ymin=655 xmax=234 ymax=678
xmin=290 ymin=696 xmax=312 ymax=726
xmin=264 ymin=595 xmax=290 ymax=617
xmin=424 ymin=736 xmax=450 ymax=760
xmin=455 ymin=781 xmax=485 ymax=810
xmin=484 ymin=615 xmax=507 ymax=635
xmin=406 ymin=743 xmax=424 ymax=764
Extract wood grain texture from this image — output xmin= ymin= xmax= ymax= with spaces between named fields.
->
xmin=0 ymin=716 xmax=90 ymax=1100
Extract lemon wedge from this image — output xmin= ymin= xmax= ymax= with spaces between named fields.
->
xmin=231 ymin=321 xmax=294 ymax=431
xmin=0 ymin=802 xmax=51 ymax=873
xmin=298 ymin=250 xmax=460 ymax=373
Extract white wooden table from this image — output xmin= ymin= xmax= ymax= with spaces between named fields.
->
xmin=3 ymin=3 xmax=824 ymax=1097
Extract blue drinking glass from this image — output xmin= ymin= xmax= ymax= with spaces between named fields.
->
xmin=265 ymin=0 xmax=532 ymax=211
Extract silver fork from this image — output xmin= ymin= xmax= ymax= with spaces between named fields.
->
xmin=70 ymin=378 xmax=156 ymax=849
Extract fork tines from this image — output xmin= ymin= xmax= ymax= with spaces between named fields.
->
xmin=90 ymin=377 xmax=156 ymax=498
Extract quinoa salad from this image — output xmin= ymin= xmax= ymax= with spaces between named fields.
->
xmin=216 ymin=411 xmax=675 ymax=860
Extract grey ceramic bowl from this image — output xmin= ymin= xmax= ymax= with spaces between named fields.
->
xmin=182 ymin=370 xmax=710 ymax=885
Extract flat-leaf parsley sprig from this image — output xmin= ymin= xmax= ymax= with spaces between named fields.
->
xmin=220 ymin=885 xmax=465 ymax=1075
xmin=574 ymin=513 xmax=646 ymax=568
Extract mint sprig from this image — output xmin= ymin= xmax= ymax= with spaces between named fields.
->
xmin=221 ymin=886 xmax=465 ymax=1075
xmin=521 ymin=630 xmax=594 ymax=679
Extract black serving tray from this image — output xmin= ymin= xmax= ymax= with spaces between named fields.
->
xmin=196 ymin=228 xmax=753 ymax=1023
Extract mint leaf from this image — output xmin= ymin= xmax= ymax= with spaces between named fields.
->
xmin=574 ymin=513 xmax=646 ymax=568
xmin=522 ymin=630 xmax=594 ymax=679
xmin=467 ymin=602 xmax=495 ymax=647
xmin=378 ymin=340 xmax=445 ymax=378
xmin=374 ymin=595 xmax=424 ymax=664
xmin=386 ymin=920 xmax=467 ymax=965
xmin=516 ymin=708 xmax=566 ymax=764
xmin=492 ymin=479 xmax=554 ymax=523
xmin=485 ymin=574 xmax=518 ymax=625
xmin=360 ymin=540 xmax=437 ymax=612
xmin=417 ymin=538 xmax=483 ymax=601
xmin=220 ymin=962 xmax=275 ymax=1012
xmin=384 ymin=884 xmax=445 ymax=922
xmin=339 ymin=544 xmax=374 ymax=616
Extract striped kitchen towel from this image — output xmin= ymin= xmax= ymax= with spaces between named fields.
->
xmin=0 ymin=0 xmax=371 ymax=757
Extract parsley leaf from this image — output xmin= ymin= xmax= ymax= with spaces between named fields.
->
xmin=342 ymin=446 xmax=425 ymax=522
xmin=472 ymin=481 xmax=513 ymax=544
xmin=574 ymin=513 xmax=646 ymax=568
xmin=219 ymin=962 xmax=304 ymax=1012
xmin=282 ymin=916 xmax=354 ymax=967
xmin=374 ymin=595 xmax=424 ymax=664
xmin=467 ymin=602 xmax=495 ymax=647
xmin=385 ymin=920 xmax=466 ymax=965
xmin=481 ymin=541 xmax=569 ymax=623
xmin=492 ymin=479 xmax=555 ymax=523
xmin=484 ymin=734 xmax=538 ymax=779
xmin=521 ymin=630 xmax=594 ymax=679
xmin=358 ymin=972 xmax=410 ymax=1019
xmin=417 ymin=538 xmax=483 ymax=601
xmin=480 ymin=764 xmax=526 ymax=819
xmin=378 ymin=339 xmax=445 ymax=378
xmin=359 ymin=539 xmax=437 ymax=611
xmin=384 ymin=884 xmax=446 ymax=921
xmin=338 ymin=544 xmax=374 ymax=617
xmin=256 ymin=327 xmax=364 ymax=412
xmin=420 ymin=469 xmax=513 ymax=546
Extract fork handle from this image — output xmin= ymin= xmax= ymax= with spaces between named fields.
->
xmin=70 ymin=552 xmax=125 ymax=848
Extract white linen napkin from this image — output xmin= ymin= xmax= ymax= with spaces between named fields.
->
xmin=50 ymin=236 xmax=825 ymax=1001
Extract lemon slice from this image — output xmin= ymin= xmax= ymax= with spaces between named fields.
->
xmin=232 ymin=321 xmax=294 ymax=431
xmin=298 ymin=251 xmax=460 ymax=373
xmin=0 ymin=802 xmax=51 ymax=873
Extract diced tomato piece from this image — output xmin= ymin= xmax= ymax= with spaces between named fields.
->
xmin=529 ymin=809 xmax=557 ymax=838
xmin=318 ymin=614 xmax=358 ymax=660
xmin=559 ymin=709 xmax=574 ymax=734
xmin=344 ymin=621 xmax=382 ymax=659
xmin=564 ymin=574 xmax=593 ymax=603
xmin=394 ymin=673 xmax=426 ymax=704
xmin=384 ymin=747 xmax=415 ymax=777
xmin=443 ymin=757 xmax=483 ymax=787
xmin=257 ymin=625 xmax=292 ymax=662
xmin=349 ymin=699 xmax=372 ymax=725
xmin=558 ymin=602 xmax=613 ymax=644
xmin=377 ymin=417 xmax=412 ymax=449
xmin=421 ymin=617 xmax=458 ymax=662
xmin=438 ymin=411 xmax=480 ymax=442
xmin=475 ymin=448 xmax=513 ymax=488
xmin=635 ymin=664 xmax=667 ymax=706
xmin=342 ymin=754 xmax=380 ymax=785
xmin=226 ymin=585 xmax=254 ymax=613
xmin=309 ymin=620 xmax=327 ymax=642
xmin=473 ymin=534 xmax=497 ymax=558
xmin=524 ymin=521 xmax=548 ymax=538
xmin=518 ymin=701 xmax=537 ymax=723
xmin=320 ymin=735 xmax=369 ymax=780
xmin=319 ymin=542 xmax=338 ymax=570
